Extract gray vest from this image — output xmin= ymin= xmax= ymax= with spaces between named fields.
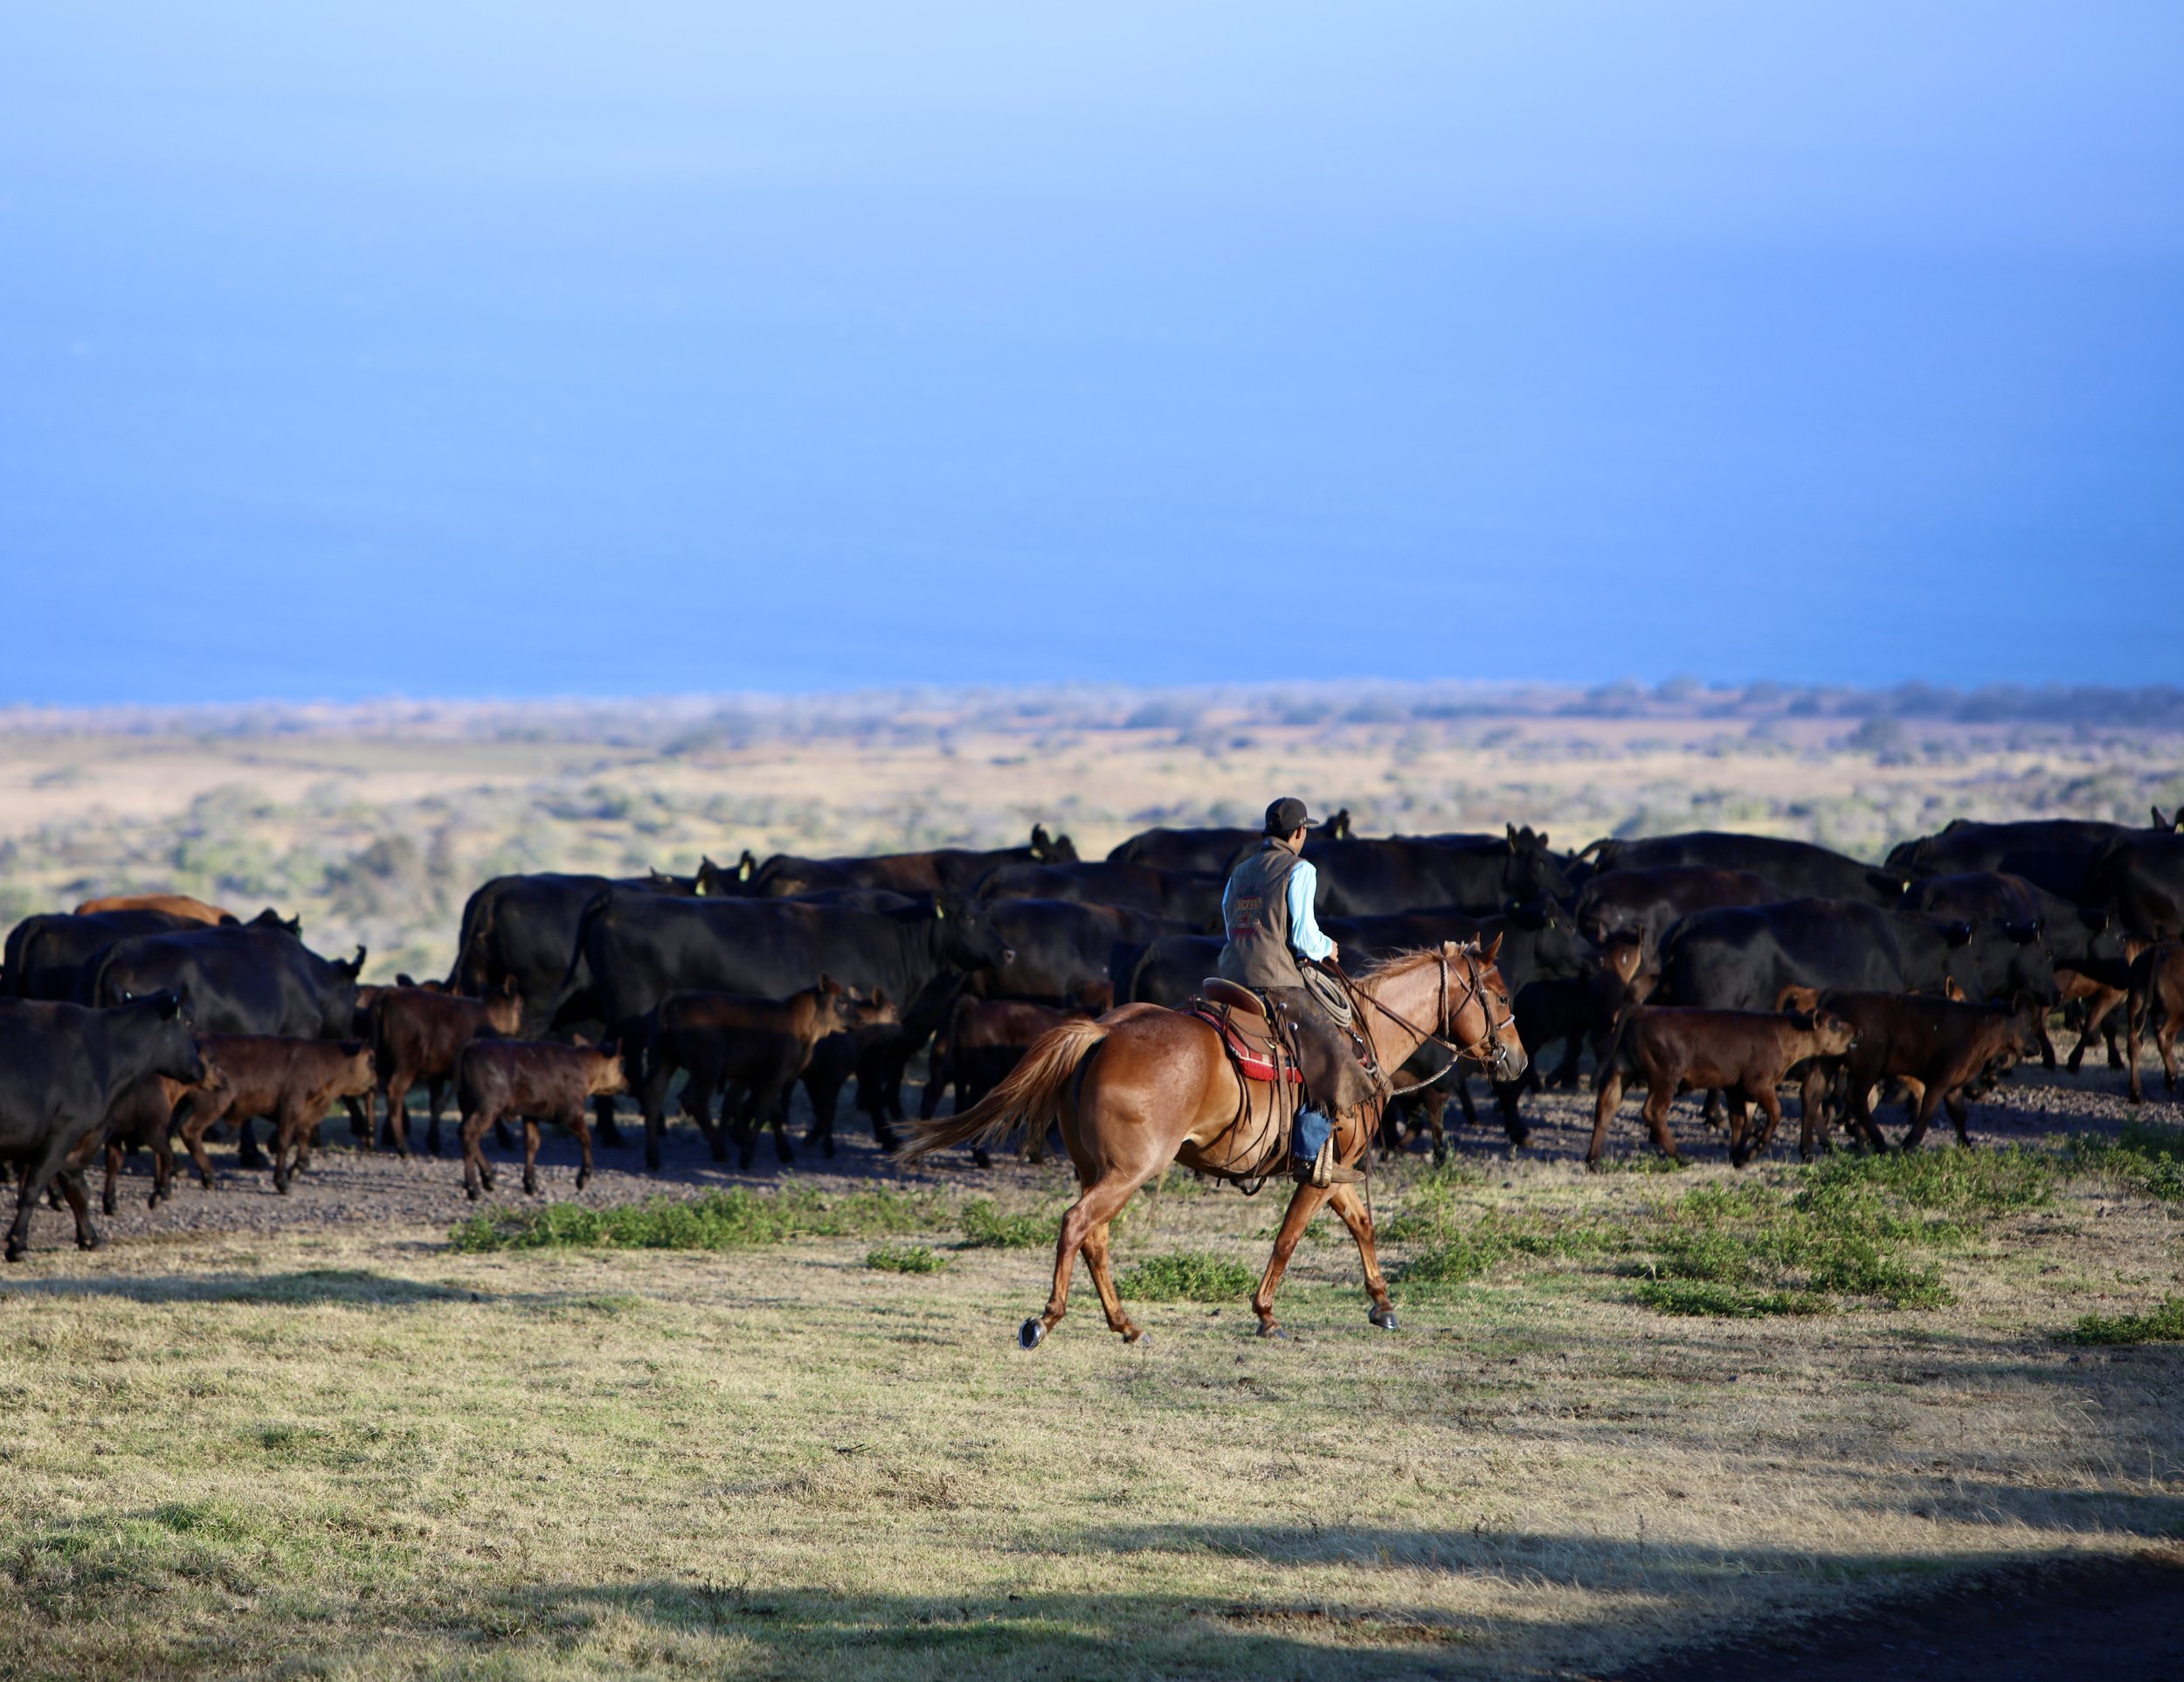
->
xmin=1218 ymin=841 xmax=1309 ymax=992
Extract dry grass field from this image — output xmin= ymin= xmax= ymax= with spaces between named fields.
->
xmin=1 ymin=687 xmax=2181 ymax=1678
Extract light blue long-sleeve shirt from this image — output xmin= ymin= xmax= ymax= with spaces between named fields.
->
xmin=1222 ymin=848 xmax=1334 ymax=964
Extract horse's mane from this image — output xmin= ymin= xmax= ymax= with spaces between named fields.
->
xmin=1353 ymin=943 xmax=1472 ymax=986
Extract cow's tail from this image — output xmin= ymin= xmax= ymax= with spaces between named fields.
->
xmin=895 ymin=1018 xmax=1108 ymax=1164
xmin=1593 ymin=1004 xmax=1639 ymax=1094
xmin=447 ymin=883 xmax=498 ymax=993
xmin=543 ymin=889 xmax=616 ymax=1030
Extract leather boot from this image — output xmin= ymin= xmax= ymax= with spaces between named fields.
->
xmin=1296 ymin=1134 xmax=1365 ymax=1187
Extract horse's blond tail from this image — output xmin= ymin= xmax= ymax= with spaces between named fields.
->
xmin=895 ymin=1018 xmax=1109 ymax=1165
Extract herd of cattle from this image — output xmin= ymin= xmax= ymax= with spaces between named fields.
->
xmin=4 ymin=806 xmax=2184 ymax=1259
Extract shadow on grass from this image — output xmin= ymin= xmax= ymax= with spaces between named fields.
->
xmin=3 ymin=1267 xmax=477 ymax=1306
xmin=501 ymin=1580 xmax=1500 ymax=1676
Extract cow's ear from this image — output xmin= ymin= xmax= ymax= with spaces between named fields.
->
xmin=501 ymin=975 xmax=520 ymax=997
xmin=571 ymin=1032 xmax=593 ymax=1048
xmin=820 ymin=973 xmax=840 ymax=994
xmin=873 ymin=988 xmax=890 ymax=1007
xmin=934 ymin=898 xmax=947 ymax=920
xmin=1945 ymin=977 xmax=1968 ymax=1000
xmin=737 ymin=853 xmax=755 ymax=881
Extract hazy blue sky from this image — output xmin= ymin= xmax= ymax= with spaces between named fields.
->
xmin=3 ymin=3 xmax=2179 ymax=703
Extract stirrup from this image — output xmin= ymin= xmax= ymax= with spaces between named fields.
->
xmin=1294 ymin=1136 xmax=1364 ymax=1188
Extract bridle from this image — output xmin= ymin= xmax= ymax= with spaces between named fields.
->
xmin=1331 ymin=944 xmax=1518 ymax=1094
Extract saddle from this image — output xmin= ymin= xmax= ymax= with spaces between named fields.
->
xmin=1185 ymin=979 xmax=1303 ymax=1085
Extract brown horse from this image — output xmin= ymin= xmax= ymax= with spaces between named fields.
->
xmin=899 ymin=940 xmax=1525 ymax=1346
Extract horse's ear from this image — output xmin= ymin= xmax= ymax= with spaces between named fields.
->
xmin=1478 ymin=931 xmax=1503 ymax=965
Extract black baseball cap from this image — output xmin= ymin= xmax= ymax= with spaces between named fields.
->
xmin=1263 ymin=797 xmax=1318 ymax=835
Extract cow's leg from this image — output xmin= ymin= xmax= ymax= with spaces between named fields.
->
xmin=1326 ymin=1180 xmax=1398 ymax=1330
xmin=1900 ymin=1083 xmax=1947 ymax=1152
xmin=1587 ymin=1074 xmax=1626 ymax=1165
xmin=236 ymin=1115 xmax=266 ymax=1170
xmin=1493 ymin=1080 xmax=1530 ymax=1149
xmin=383 ymin=1070 xmax=414 ymax=1157
xmin=425 ymin=1078 xmax=449 ymax=1157
xmin=181 ymin=1098 xmax=230 ymax=1190
xmin=103 ymin=1140 xmax=123 ymax=1217
xmin=1250 ymin=1179 xmax=1332 ymax=1339
xmin=57 ymin=1168 xmax=99 ymax=1251
xmin=1450 ymin=1070 xmax=1480 ymax=1130
xmin=592 ymin=1095 xmax=624 ymax=1151
xmin=1640 ymin=1086 xmax=1683 ymax=1160
xmin=460 ymin=1107 xmax=497 ymax=1199
xmin=272 ymin=1100 xmax=311 ymax=1194
xmin=2159 ymin=1014 xmax=2181 ymax=1095
xmin=1077 ymin=1219 xmax=1142 ymax=1343
xmin=1944 ymin=1090 xmax=1974 ymax=1146
xmin=7 ymin=1132 xmax=81 ymax=1261
xmin=294 ymin=1101 xmax=330 ymax=1178
xmin=568 ymin=1105 xmax=594 ymax=1191
xmin=2126 ymin=993 xmax=2147 ymax=1104
xmin=1699 ymin=1089 xmax=1726 ymax=1131
xmin=522 ymin=1118 xmax=543 ymax=1196
xmin=1740 ymin=1086 xmax=1787 ymax=1167
xmin=1027 ymin=1172 xmax=1149 ymax=1347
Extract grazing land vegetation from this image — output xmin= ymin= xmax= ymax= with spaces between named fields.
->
xmin=1 ymin=685 xmax=2180 ymax=1677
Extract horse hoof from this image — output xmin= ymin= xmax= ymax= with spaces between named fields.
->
xmin=1371 ymin=1307 xmax=1399 ymax=1331
xmin=1127 ymin=1330 xmax=1151 ymax=1347
xmin=1257 ymin=1323 xmax=1286 ymax=1339
xmin=1018 ymin=1319 xmax=1046 ymax=1350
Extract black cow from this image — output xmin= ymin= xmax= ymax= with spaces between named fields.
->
xmin=977 ymin=899 xmax=1186 ymax=1007
xmin=1582 ymin=832 xmax=1905 ymax=905
xmin=1303 ymin=831 xmax=1573 ymax=917
xmin=3 ymin=908 xmax=205 ymax=1000
xmin=1659 ymin=898 xmax=2054 ymax=1012
xmin=1572 ymin=865 xmax=1780 ymax=958
xmin=91 ymin=922 xmax=364 ymax=1039
xmin=1106 ymin=809 xmax=1352 ymax=874
xmin=0 ymin=993 xmax=205 ymax=1260
xmin=971 ymin=861 xmax=1223 ymax=924
xmin=743 ymin=825 xmax=1077 ymax=900
xmin=552 ymin=891 xmax=1012 ymax=1167
xmin=446 ymin=871 xmax=697 ymax=1035
xmin=2095 ymin=832 xmax=2184 ymax=940
xmin=1886 ymin=817 xmax=2169 ymax=903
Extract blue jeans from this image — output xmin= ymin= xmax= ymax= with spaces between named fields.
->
xmin=1293 ymin=1106 xmax=1333 ymax=1166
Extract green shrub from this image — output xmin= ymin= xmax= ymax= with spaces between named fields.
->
xmin=448 ymin=1187 xmax=944 ymax=1253
xmin=957 ymin=1199 xmax=1054 ymax=1249
xmin=1121 ymin=1251 xmax=1256 ymax=1302
xmin=1633 ymin=1278 xmax=1828 ymax=1318
xmin=2071 ymin=1124 xmax=2184 ymax=1202
xmin=866 ymin=1245 xmax=950 ymax=1275
xmin=2062 ymin=1298 xmax=2184 ymax=1346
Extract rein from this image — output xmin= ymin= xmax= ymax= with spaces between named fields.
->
xmin=1324 ymin=946 xmax=1516 ymax=1094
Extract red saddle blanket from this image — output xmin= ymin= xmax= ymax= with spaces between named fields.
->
xmin=1185 ymin=1003 xmax=1303 ymax=1084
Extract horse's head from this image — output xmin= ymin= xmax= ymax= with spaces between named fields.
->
xmin=1445 ymin=936 xmax=1526 ymax=1084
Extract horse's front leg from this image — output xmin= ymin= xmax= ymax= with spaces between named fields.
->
xmin=1252 ymin=1179 xmax=1331 ymax=1338
xmin=1325 ymin=1181 xmax=1396 ymax=1330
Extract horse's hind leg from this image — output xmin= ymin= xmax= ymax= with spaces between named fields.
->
xmin=1023 ymin=1174 xmax=1143 ymax=1349
xmin=1251 ymin=1180 xmax=1332 ymax=1339
xmin=1079 ymin=1220 xmax=1143 ymax=1344
xmin=1326 ymin=1181 xmax=1396 ymax=1331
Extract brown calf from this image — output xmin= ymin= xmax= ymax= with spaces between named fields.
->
xmin=2123 ymin=943 xmax=2184 ymax=1104
xmin=922 ymin=997 xmax=1089 ymax=1161
xmin=86 ymin=1069 xmax=226 ymax=1214
xmin=371 ymin=978 xmax=523 ymax=1155
xmin=1590 ymin=1006 xmax=1856 ymax=1166
xmin=1777 ymin=986 xmax=2042 ymax=1152
xmin=639 ymin=980 xmax=873 ymax=1169
xmin=456 ymin=1040 xmax=629 ymax=1199
xmin=73 ymin=891 xmax=234 ymax=925
xmin=178 ymin=1036 xmax=377 ymax=1192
